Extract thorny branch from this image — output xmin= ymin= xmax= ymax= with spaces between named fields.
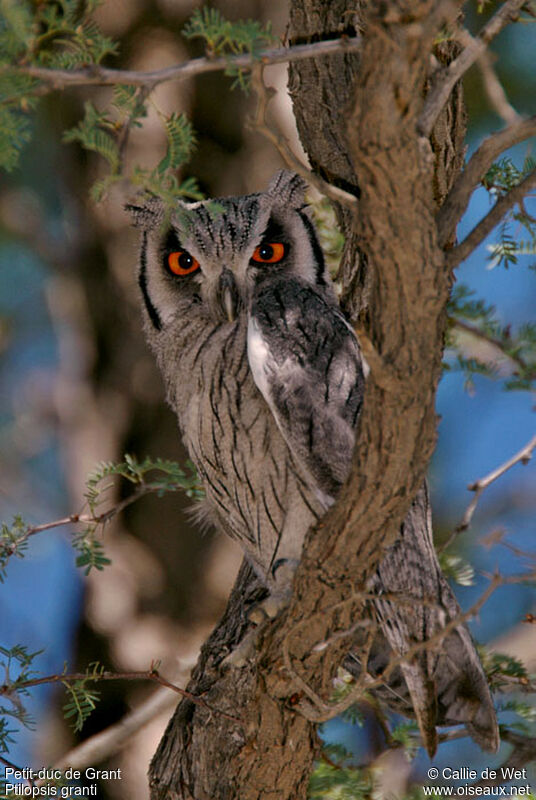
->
xmin=4 ymin=36 xmax=360 ymax=93
xmin=446 ymin=167 xmax=536 ymax=267
xmin=418 ymin=0 xmax=527 ymax=137
xmin=437 ymin=114 xmax=536 ymax=247
xmin=1 ymin=482 xmax=181 ymax=565
xmin=440 ymin=433 xmax=536 ymax=551
xmin=0 ymin=666 xmax=239 ymax=722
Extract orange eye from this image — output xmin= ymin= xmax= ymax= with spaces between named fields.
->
xmin=251 ymin=242 xmax=286 ymax=264
xmin=167 ymin=251 xmax=200 ymax=276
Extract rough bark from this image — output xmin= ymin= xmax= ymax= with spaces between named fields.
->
xmin=148 ymin=1 xmax=467 ymax=798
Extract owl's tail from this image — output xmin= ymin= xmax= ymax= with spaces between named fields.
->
xmin=347 ymin=483 xmax=499 ymax=758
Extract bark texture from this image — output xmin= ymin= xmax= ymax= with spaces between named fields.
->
xmin=149 ymin=1 xmax=467 ymax=797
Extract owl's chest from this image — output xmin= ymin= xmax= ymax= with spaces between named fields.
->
xmin=164 ymin=316 xmax=323 ymax=570
xmin=178 ymin=320 xmax=280 ymax=474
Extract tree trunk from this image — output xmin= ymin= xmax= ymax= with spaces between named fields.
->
xmin=148 ymin=1 xmax=467 ymax=797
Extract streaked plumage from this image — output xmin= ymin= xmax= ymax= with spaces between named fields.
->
xmin=129 ymin=170 xmax=498 ymax=756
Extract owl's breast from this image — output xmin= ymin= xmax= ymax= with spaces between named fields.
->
xmin=165 ymin=316 xmax=325 ymax=581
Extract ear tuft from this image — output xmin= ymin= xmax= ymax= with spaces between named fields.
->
xmin=125 ymin=197 xmax=164 ymax=229
xmin=266 ymin=170 xmax=308 ymax=207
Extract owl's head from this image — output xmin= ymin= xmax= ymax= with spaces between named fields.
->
xmin=128 ymin=171 xmax=330 ymax=331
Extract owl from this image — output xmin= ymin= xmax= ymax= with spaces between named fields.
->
xmin=128 ymin=170 xmax=499 ymax=757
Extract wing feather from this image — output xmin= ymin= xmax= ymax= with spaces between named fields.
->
xmin=247 ymin=278 xmax=365 ymax=500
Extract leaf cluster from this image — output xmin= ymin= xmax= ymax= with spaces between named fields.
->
xmin=64 ymin=95 xmax=200 ymax=203
xmin=76 ymin=454 xmax=203 ymax=573
xmin=62 ymin=662 xmax=104 ymax=733
xmin=183 ymin=7 xmax=275 ymax=88
xmin=1 ymin=0 xmax=118 ymax=69
xmin=0 ymin=455 xmax=203 ymax=581
xmin=310 ymin=744 xmax=373 ymax=800
xmin=438 ymin=552 xmax=475 ymax=586
xmin=483 ymin=156 xmax=536 ymax=270
xmin=0 ymin=3 xmax=203 ymax=197
xmin=0 ymin=514 xmax=30 ymax=582
xmin=183 ymin=7 xmax=274 ymax=56
xmin=482 ymin=650 xmax=529 ymax=688
xmin=0 ymin=651 xmax=106 ymax=762
xmin=0 ymin=0 xmax=117 ymax=171
xmin=85 ymin=453 xmax=204 ymax=510
xmin=0 ymin=645 xmax=40 ymax=754
xmin=0 ymin=4 xmax=273 ymax=184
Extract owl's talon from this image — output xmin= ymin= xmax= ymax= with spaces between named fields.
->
xmin=247 ymin=594 xmax=287 ymax=624
xmin=223 ymin=594 xmax=287 ymax=668
xmin=221 ymin=628 xmax=262 ymax=668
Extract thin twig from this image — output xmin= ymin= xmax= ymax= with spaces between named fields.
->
xmin=1 ymin=482 xmax=180 ymax=559
xmin=495 ymin=674 xmax=536 ymax=693
xmin=0 ymin=667 xmax=240 ymax=722
xmin=5 ymin=37 xmax=361 ymax=93
xmin=478 ymin=51 xmax=521 ymax=127
xmin=446 ymin=166 xmax=536 ymax=268
xmin=250 ymin=65 xmax=358 ymax=210
xmin=418 ymin=0 xmax=526 ymax=137
xmin=467 ymin=433 xmax=536 ymax=493
xmin=444 ymin=433 xmax=536 ymax=548
xmin=437 ymin=114 xmax=536 ymax=247
xmin=456 ymin=27 xmax=521 ymax=126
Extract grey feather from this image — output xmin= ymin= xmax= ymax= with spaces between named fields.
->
xmin=132 ymin=169 xmax=499 ymax=757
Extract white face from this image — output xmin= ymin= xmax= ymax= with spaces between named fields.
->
xmin=138 ymin=187 xmax=329 ymax=328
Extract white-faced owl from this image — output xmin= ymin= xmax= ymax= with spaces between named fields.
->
xmin=129 ymin=170 xmax=499 ymax=757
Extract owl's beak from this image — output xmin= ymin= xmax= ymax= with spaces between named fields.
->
xmin=219 ymin=269 xmax=238 ymax=322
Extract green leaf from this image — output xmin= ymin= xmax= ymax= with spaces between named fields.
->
xmin=0 ymin=515 xmax=31 ymax=580
xmin=157 ymin=112 xmax=197 ymax=174
xmin=63 ymin=101 xmax=120 ymax=170
xmin=439 ymin=553 xmax=475 ymax=586
xmin=62 ymin=681 xmax=100 ymax=732
xmin=0 ymin=103 xmax=32 ymax=170
xmin=183 ymin=8 xmax=273 ymax=55
xmin=0 ymin=1 xmax=34 ymax=62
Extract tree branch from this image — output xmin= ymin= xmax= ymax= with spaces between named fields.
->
xmin=1 ymin=667 xmax=238 ymax=721
xmin=418 ymin=0 xmax=526 ymax=137
xmin=250 ymin=66 xmax=358 ymax=209
xmin=437 ymin=114 xmax=536 ymax=247
xmin=455 ymin=26 xmax=521 ymax=127
xmin=476 ymin=50 xmax=522 ymax=127
xmin=5 ymin=37 xmax=360 ymax=93
xmin=441 ymin=432 xmax=536 ymax=551
xmin=446 ymin=166 xmax=536 ymax=267
xmin=467 ymin=433 xmax=536 ymax=494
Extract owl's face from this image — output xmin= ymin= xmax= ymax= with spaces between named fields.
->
xmin=129 ymin=171 xmax=329 ymax=330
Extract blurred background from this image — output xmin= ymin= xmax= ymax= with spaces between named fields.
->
xmin=0 ymin=1 xmax=534 ymax=798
